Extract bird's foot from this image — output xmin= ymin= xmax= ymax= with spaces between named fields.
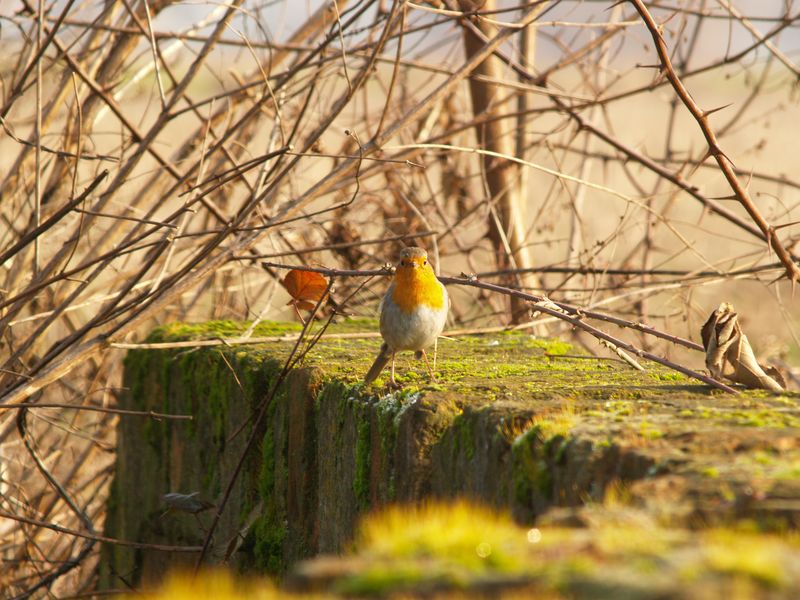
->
xmin=420 ymin=349 xmax=438 ymax=382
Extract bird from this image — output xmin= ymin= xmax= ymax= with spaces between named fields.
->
xmin=364 ymin=246 xmax=449 ymax=387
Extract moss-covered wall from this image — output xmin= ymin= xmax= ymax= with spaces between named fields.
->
xmin=102 ymin=320 xmax=800 ymax=588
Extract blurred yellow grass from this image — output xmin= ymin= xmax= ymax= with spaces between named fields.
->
xmin=354 ymin=500 xmax=530 ymax=573
xmin=132 ymin=570 xmax=280 ymax=600
xmin=125 ymin=501 xmax=800 ymax=599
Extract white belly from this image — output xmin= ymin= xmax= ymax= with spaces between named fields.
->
xmin=379 ymin=284 xmax=448 ymax=351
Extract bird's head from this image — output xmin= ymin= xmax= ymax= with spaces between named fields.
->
xmin=397 ymin=247 xmax=432 ymax=273
xmin=392 ymin=246 xmax=445 ymax=308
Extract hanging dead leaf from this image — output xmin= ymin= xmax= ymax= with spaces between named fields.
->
xmin=281 ymin=269 xmax=329 ymax=311
xmin=700 ymin=303 xmax=785 ymax=392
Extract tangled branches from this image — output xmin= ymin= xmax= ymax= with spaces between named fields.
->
xmin=1 ymin=0 xmax=799 ymax=594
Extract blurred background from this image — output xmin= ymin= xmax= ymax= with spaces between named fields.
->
xmin=1 ymin=0 xmax=799 ymax=594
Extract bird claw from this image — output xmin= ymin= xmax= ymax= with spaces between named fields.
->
xmin=386 ymin=379 xmax=402 ymax=391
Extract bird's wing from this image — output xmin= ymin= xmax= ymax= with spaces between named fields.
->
xmin=379 ymin=281 xmax=394 ymax=314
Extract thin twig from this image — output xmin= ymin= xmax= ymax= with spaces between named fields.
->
xmin=0 ymin=510 xmax=202 ymax=552
xmin=0 ymin=403 xmax=192 ymax=419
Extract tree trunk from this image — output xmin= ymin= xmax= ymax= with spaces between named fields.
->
xmin=455 ymin=0 xmax=539 ymax=323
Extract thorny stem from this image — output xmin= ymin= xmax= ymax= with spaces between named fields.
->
xmin=629 ymin=0 xmax=800 ymax=284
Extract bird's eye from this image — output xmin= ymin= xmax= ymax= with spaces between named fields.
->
xmin=400 ymin=260 xmax=406 ymax=267
xmin=423 ymin=259 xmax=427 ymax=265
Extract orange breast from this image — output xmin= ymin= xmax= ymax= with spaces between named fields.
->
xmin=391 ymin=267 xmax=445 ymax=313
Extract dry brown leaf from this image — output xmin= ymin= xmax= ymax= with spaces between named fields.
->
xmin=281 ymin=269 xmax=329 ymax=311
xmin=700 ymin=303 xmax=785 ymax=392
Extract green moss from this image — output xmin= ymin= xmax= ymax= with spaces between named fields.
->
xmin=508 ymin=407 xmax=584 ymax=509
xmin=251 ymin=515 xmax=287 ymax=574
xmin=752 ymin=451 xmax=775 ymax=465
xmin=638 ymin=420 xmax=664 ymax=440
xmin=603 ymin=400 xmax=632 ymax=416
xmin=373 ymin=390 xmax=425 ymax=501
xmin=729 ymin=409 xmax=799 ymax=428
xmin=333 ymin=503 xmax=799 ymax=597
xmin=485 ymin=363 xmax=533 ymax=379
xmin=689 ymin=406 xmax=800 ymax=428
xmin=551 ymin=435 xmax=570 ymax=465
xmin=354 ymin=410 xmax=372 ymax=510
xmin=531 ymin=410 xmax=577 ymax=440
xmin=206 ymin=354 xmax=228 ymax=446
xmin=353 ymin=502 xmax=527 ymax=573
xmin=511 ymin=426 xmax=554 ymax=502
xmin=240 ymin=363 xmax=291 ymax=575
xmin=531 ymin=338 xmax=572 ymax=355
xmin=650 ymin=372 xmax=686 ymax=382
xmin=113 ymin=318 xmax=800 ymax=591
xmin=703 ymin=530 xmax=790 ymax=588
xmin=453 ymin=413 xmax=476 ymax=461
xmin=335 ymin=564 xmax=428 ymax=596
xmin=258 ymin=413 xmax=276 ymax=501
xmin=149 ymin=320 xmax=301 ymax=342
xmin=774 ymin=464 xmax=800 ymax=479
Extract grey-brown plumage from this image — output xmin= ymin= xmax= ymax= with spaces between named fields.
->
xmin=364 ymin=247 xmax=449 ymax=386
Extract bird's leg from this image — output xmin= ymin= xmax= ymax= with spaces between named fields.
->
xmin=389 ymin=353 xmax=397 ymax=387
xmin=433 ymin=338 xmax=438 ymax=373
xmin=420 ymin=349 xmax=437 ymax=382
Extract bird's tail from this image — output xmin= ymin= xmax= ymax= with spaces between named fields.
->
xmin=364 ymin=343 xmax=392 ymax=385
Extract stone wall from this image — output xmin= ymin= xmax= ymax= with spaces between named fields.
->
xmin=102 ymin=320 xmax=800 ymax=588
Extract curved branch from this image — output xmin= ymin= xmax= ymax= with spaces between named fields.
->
xmin=629 ymin=0 xmax=800 ymax=283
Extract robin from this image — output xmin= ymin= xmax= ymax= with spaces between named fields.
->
xmin=364 ymin=247 xmax=449 ymax=386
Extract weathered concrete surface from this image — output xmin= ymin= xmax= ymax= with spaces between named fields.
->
xmin=102 ymin=320 xmax=800 ymax=596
